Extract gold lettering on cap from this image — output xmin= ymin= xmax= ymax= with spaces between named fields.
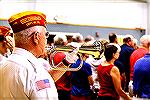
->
xmin=37 ymin=21 xmax=40 ymax=24
xmin=20 ymin=16 xmax=41 ymax=24
xmin=26 ymin=22 xmax=32 ymax=26
xmin=33 ymin=21 xmax=36 ymax=24
xmin=26 ymin=21 xmax=41 ymax=27
xmin=13 ymin=22 xmax=18 ymax=25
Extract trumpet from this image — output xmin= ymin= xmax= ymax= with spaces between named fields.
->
xmin=46 ymin=41 xmax=104 ymax=72
xmin=47 ymin=41 xmax=105 ymax=82
xmin=47 ymin=40 xmax=105 ymax=59
xmin=48 ymin=50 xmax=84 ymax=82
xmin=56 ymin=46 xmax=102 ymax=59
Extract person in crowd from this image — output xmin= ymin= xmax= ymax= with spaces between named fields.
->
xmin=133 ymin=36 xmax=150 ymax=98
xmin=49 ymin=34 xmax=72 ymax=100
xmin=108 ymin=32 xmax=126 ymax=90
xmin=73 ymin=34 xmax=84 ymax=43
xmin=53 ymin=34 xmax=68 ymax=46
xmin=84 ymin=35 xmax=95 ymax=43
xmin=130 ymin=35 xmax=150 ymax=81
xmin=0 ymin=26 xmax=14 ymax=65
xmin=109 ymin=32 xmax=118 ymax=44
xmin=97 ymin=44 xmax=131 ymax=100
xmin=66 ymin=35 xmax=73 ymax=43
xmin=71 ymin=53 xmax=94 ymax=100
xmin=128 ymin=35 xmax=150 ymax=97
xmin=0 ymin=11 xmax=58 ymax=100
xmin=72 ymin=34 xmax=84 ymax=46
xmin=132 ymin=38 xmax=138 ymax=50
xmin=84 ymin=39 xmax=104 ymax=100
xmin=46 ymin=32 xmax=56 ymax=47
xmin=83 ymin=35 xmax=95 ymax=47
xmin=67 ymin=34 xmax=83 ymax=49
xmin=117 ymin=35 xmax=135 ymax=92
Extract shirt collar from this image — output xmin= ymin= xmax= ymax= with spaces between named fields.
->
xmin=145 ymin=53 xmax=150 ymax=57
xmin=0 ymin=54 xmax=6 ymax=62
xmin=13 ymin=47 xmax=39 ymax=65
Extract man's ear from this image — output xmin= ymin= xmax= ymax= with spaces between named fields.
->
xmin=33 ymin=32 xmax=39 ymax=45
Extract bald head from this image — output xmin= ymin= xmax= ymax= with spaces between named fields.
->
xmin=140 ymin=35 xmax=150 ymax=48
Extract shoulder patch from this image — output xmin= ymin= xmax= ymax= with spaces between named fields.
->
xmin=36 ymin=79 xmax=50 ymax=91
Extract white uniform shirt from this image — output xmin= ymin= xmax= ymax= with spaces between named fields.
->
xmin=0 ymin=54 xmax=7 ymax=66
xmin=0 ymin=48 xmax=58 ymax=100
xmin=38 ymin=58 xmax=51 ymax=71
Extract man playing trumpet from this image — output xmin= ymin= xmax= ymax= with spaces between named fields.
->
xmin=48 ymin=34 xmax=79 ymax=100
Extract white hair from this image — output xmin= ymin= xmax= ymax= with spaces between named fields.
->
xmin=133 ymin=38 xmax=138 ymax=44
xmin=54 ymin=34 xmax=67 ymax=45
xmin=140 ymin=35 xmax=150 ymax=46
xmin=14 ymin=26 xmax=45 ymax=47
xmin=73 ymin=34 xmax=83 ymax=42
xmin=84 ymin=35 xmax=95 ymax=42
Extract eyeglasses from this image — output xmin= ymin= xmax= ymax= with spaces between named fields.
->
xmin=28 ymin=31 xmax=48 ymax=40
xmin=28 ymin=31 xmax=36 ymax=38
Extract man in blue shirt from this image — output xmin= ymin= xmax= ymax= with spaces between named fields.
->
xmin=117 ymin=35 xmax=135 ymax=92
xmin=133 ymin=38 xmax=150 ymax=98
xmin=71 ymin=53 xmax=94 ymax=100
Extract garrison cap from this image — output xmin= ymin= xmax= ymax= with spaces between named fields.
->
xmin=0 ymin=26 xmax=11 ymax=36
xmin=8 ymin=11 xmax=46 ymax=33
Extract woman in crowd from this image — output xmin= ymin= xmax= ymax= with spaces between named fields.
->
xmin=97 ymin=44 xmax=131 ymax=100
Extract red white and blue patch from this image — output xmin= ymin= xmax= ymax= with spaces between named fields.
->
xmin=36 ymin=79 xmax=50 ymax=91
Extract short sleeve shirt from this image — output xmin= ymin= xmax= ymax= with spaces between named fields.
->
xmin=71 ymin=59 xmax=92 ymax=96
xmin=0 ymin=48 xmax=58 ymax=100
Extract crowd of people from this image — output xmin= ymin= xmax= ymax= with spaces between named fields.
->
xmin=0 ymin=11 xmax=150 ymax=100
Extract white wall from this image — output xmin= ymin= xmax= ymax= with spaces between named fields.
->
xmin=0 ymin=0 xmax=148 ymax=29
xmin=147 ymin=2 xmax=150 ymax=34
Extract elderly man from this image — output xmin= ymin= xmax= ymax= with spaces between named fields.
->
xmin=130 ymin=35 xmax=150 ymax=81
xmin=133 ymin=35 xmax=150 ymax=98
xmin=128 ymin=35 xmax=150 ymax=97
xmin=0 ymin=11 xmax=58 ymax=99
xmin=117 ymin=35 xmax=135 ymax=92
xmin=0 ymin=26 xmax=14 ymax=65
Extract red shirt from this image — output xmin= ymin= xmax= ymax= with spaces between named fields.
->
xmin=130 ymin=48 xmax=148 ymax=80
xmin=49 ymin=51 xmax=72 ymax=91
xmin=97 ymin=64 xmax=119 ymax=100
xmin=55 ymin=71 xmax=72 ymax=91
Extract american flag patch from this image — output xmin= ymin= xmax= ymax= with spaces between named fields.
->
xmin=36 ymin=79 xmax=50 ymax=91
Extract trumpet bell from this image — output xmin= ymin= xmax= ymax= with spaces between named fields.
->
xmin=47 ymin=40 xmax=105 ymax=59
xmin=46 ymin=40 xmax=105 ymax=72
xmin=49 ymin=51 xmax=83 ymax=82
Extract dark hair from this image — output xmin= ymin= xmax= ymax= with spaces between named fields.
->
xmin=0 ymin=35 xmax=5 ymax=41
xmin=84 ymin=38 xmax=91 ymax=42
xmin=123 ymin=37 xmax=131 ymax=43
xmin=109 ymin=33 xmax=117 ymax=43
xmin=104 ymin=45 xmax=118 ymax=62
xmin=47 ymin=35 xmax=55 ymax=44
